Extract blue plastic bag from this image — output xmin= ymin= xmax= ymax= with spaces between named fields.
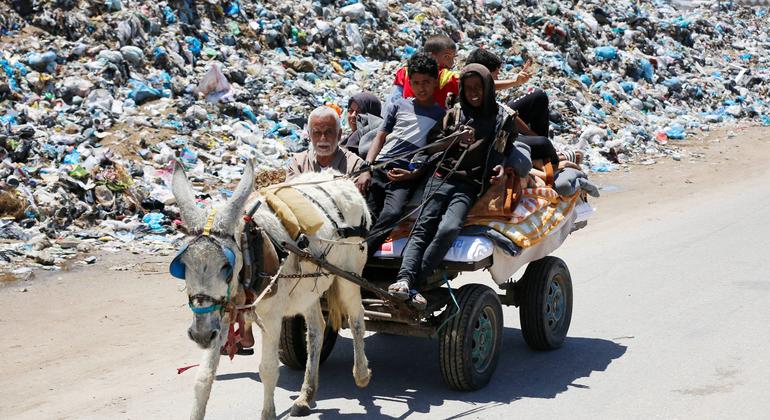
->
xmin=163 ymin=6 xmax=177 ymax=24
xmin=620 ymin=81 xmax=635 ymax=93
xmin=600 ymin=91 xmax=617 ymax=105
xmin=225 ymin=1 xmax=240 ymax=15
xmin=142 ymin=213 xmax=166 ymax=233
xmin=128 ymin=80 xmax=166 ymax=104
xmin=0 ymin=114 xmax=17 ymax=126
xmin=153 ymin=47 xmax=167 ymax=61
xmin=241 ymin=105 xmax=257 ymax=123
xmin=180 ymin=147 xmax=198 ymax=167
xmin=63 ymin=149 xmax=81 ymax=165
xmin=185 ymin=37 xmax=202 ymax=57
xmin=400 ymin=46 xmax=417 ymax=59
xmin=665 ymin=123 xmax=686 ymax=140
xmin=594 ymin=46 xmax=618 ymax=61
xmin=27 ymin=51 xmax=57 ymax=73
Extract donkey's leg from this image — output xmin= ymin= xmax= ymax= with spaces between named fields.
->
xmin=190 ymin=335 xmax=225 ymax=420
xmin=290 ymin=301 xmax=324 ymax=416
xmin=258 ymin=313 xmax=282 ymax=420
xmin=337 ymin=278 xmax=371 ymax=388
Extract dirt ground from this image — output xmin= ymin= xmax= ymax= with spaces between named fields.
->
xmin=588 ymin=123 xmax=769 ymax=228
xmin=0 ymin=124 xmax=768 ymax=419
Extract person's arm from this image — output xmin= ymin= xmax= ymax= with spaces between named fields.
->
xmin=365 ymin=131 xmax=387 ymax=164
xmin=494 ymin=59 xmax=535 ymax=91
xmin=348 ymin=152 xmax=372 ymax=194
xmin=494 ymin=79 xmax=524 ymax=90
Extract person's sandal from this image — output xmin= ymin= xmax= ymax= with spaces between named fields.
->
xmin=388 ymin=280 xmax=411 ymax=301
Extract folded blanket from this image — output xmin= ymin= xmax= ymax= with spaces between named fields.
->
xmin=261 ymin=185 xmax=325 ymax=239
xmin=468 ymin=188 xmax=580 ymax=249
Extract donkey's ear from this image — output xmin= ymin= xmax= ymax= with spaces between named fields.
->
xmin=217 ymin=160 xmax=255 ymax=232
xmin=172 ymin=161 xmax=206 ymax=231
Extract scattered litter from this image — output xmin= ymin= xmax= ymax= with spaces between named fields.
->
xmin=0 ymin=0 xmax=767 ymax=273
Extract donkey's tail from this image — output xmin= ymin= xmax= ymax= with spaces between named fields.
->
xmin=326 ymin=278 xmax=344 ymax=331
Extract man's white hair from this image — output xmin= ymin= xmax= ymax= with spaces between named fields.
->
xmin=308 ymin=106 xmax=341 ymax=133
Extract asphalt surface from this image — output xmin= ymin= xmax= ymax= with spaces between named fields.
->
xmin=3 ymin=133 xmax=770 ymax=419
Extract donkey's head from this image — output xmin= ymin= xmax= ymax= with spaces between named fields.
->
xmin=169 ymin=160 xmax=254 ymax=349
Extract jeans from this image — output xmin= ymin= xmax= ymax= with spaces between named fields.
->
xmin=365 ymin=168 xmax=418 ymax=256
xmin=397 ymin=176 xmax=481 ymax=289
xmin=508 ymin=88 xmax=550 ymax=137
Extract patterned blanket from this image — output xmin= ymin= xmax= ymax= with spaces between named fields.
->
xmin=465 ymin=187 xmax=580 ymax=249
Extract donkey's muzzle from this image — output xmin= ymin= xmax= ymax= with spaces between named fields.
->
xmin=188 ymin=316 xmax=221 ymax=348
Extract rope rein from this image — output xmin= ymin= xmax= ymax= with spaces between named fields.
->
xmin=223 ymin=119 xmax=501 ymax=313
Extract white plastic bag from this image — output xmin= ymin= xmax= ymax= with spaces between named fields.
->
xmin=194 ymin=64 xmax=232 ymax=103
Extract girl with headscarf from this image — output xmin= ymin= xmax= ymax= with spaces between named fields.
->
xmin=388 ymin=64 xmax=532 ymax=309
xmin=342 ymin=92 xmax=382 ymax=158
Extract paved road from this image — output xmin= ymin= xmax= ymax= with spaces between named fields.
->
xmin=3 ymin=141 xmax=770 ymax=419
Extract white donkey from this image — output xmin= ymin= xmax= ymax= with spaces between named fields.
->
xmin=170 ymin=160 xmax=372 ymax=419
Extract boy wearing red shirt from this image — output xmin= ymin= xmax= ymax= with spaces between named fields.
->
xmin=389 ymin=35 xmax=459 ymax=110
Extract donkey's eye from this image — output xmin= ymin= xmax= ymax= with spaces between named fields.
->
xmin=220 ymin=264 xmax=230 ymax=274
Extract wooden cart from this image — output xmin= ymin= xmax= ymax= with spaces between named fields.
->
xmin=278 ymin=201 xmax=589 ymax=391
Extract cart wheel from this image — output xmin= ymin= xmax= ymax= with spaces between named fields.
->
xmin=439 ymin=284 xmax=504 ymax=391
xmin=519 ymin=256 xmax=573 ymax=351
xmin=278 ymin=315 xmax=338 ymax=370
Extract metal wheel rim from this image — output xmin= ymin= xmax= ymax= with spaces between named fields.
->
xmin=545 ymin=273 xmax=566 ymax=333
xmin=471 ymin=306 xmax=497 ymax=372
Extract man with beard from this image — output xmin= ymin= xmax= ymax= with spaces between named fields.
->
xmin=287 ymin=106 xmax=371 ymax=194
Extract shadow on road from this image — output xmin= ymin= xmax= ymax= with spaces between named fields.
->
xmin=217 ymin=327 xmax=626 ymax=418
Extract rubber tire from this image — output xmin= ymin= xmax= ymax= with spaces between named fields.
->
xmin=278 ymin=315 xmax=338 ymax=370
xmin=439 ymin=284 xmax=504 ymax=391
xmin=519 ymin=256 xmax=573 ymax=351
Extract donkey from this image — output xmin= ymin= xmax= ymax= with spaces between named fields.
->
xmin=170 ymin=160 xmax=372 ymax=420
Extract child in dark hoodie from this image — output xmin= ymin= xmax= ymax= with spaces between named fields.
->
xmin=389 ymin=64 xmax=532 ymax=309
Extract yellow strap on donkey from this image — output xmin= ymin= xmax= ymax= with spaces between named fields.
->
xmin=261 ymin=185 xmax=325 ymax=240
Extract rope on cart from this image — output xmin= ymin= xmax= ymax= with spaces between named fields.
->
xmin=436 ymin=272 xmax=461 ymax=335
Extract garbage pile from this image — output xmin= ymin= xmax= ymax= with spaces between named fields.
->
xmin=0 ymin=0 xmax=768 ymax=273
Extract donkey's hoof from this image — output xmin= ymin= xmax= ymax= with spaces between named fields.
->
xmin=290 ymin=403 xmax=312 ymax=417
xmin=354 ymin=369 xmax=371 ymax=388
xmin=261 ymin=407 xmax=276 ymax=420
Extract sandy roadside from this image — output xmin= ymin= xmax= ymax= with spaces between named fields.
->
xmin=0 ymin=124 xmax=768 ymax=419
xmin=590 ymin=123 xmax=770 ymax=227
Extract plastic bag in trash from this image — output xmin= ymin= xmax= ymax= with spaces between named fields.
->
xmin=594 ymin=46 xmax=618 ymax=61
xmin=194 ymin=64 xmax=232 ymax=103
xmin=128 ymin=80 xmax=167 ymax=105
xmin=142 ymin=213 xmax=166 ymax=233
xmin=27 ymin=51 xmax=57 ymax=73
